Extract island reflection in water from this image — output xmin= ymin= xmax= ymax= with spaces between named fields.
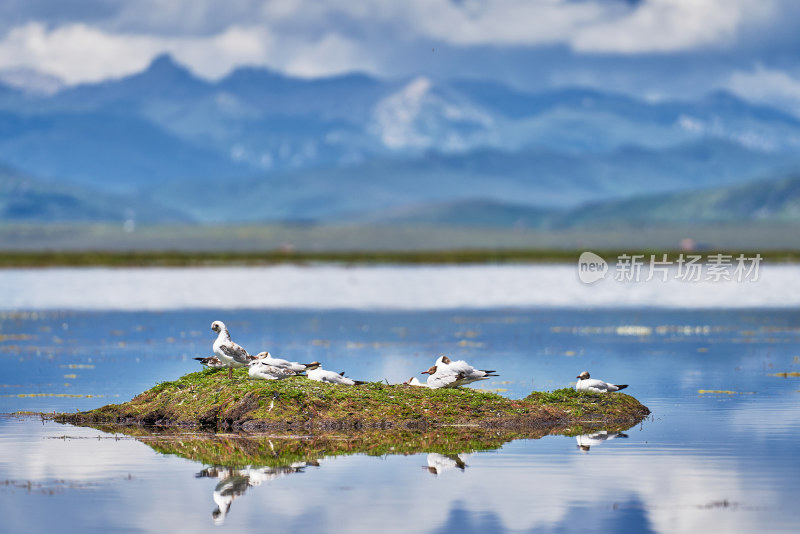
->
xmin=97 ymin=423 xmax=637 ymax=525
xmin=2 ymin=409 xmax=800 ymax=533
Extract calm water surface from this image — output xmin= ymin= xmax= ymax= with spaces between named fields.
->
xmin=1 ymin=267 xmax=799 ymax=533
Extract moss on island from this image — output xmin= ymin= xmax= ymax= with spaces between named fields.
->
xmin=56 ymin=368 xmax=650 ymax=434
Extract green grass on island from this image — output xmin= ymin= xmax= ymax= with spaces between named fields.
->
xmin=55 ymin=368 xmax=651 ymax=433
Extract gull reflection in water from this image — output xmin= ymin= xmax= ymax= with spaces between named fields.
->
xmin=575 ymin=431 xmax=628 ymax=453
xmin=424 ymin=453 xmax=469 ymax=475
xmin=197 ymin=461 xmax=319 ymax=525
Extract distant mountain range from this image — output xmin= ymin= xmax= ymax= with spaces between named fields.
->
xmin=562 ymin=171 xmax=800 ymax=227
xmin=154 ymin=139 xmax=800 ymax=223
xmin=0 ymin=165 xmax=184 ymax=223
xmin=345 ymin=171 xmax=800 ymax=228
xmin=0 ymin=54 xmax=799 ymax=227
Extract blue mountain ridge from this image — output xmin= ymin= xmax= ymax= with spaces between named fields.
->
xmin=0 ymin=54 xmax=799 ymax=224
xmin=341 ymin=170 xmax=800 ymax=228
xmin=0 ymin=164 xmax=188 ymax=222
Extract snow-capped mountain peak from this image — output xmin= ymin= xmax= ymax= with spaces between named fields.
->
xmin=369 ymin=76 xmax=495 ymax=151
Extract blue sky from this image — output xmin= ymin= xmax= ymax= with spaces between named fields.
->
xmin=1 ymin=0 xmax=799 ymax=113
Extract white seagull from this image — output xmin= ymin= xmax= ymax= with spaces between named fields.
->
xmin=423 ymin=357 xmax=498 ymax=388
xmin=251 ymin=351 xmax=321 ymax=372
xmin=435 ymin=355 xmax=498 ymax=386
xmin=403 ymin=377 xmax=428 ymax=387
xmin=248 ymin=360 xmax=301 ymax=381
xmin=420 ymin=365 xmax=461 ymax=389
xmin=211 ymin=320 xmax=251 ymax=379
xmin=575 ymin=371 xmax=628 ymax=393
xmin=307 ymin=367 xmax=365 ymax=385
xmin=194 ymin=356 xmax=226 ymax=369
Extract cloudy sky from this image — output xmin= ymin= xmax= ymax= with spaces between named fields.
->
xmin=1 ymin=0 xmax=799 ymax=111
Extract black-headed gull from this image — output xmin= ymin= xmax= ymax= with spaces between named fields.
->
xmin=194 ymin=356 xmax=226 ymax=369
xmin=307 ymin=366 xmax=365 ymax=385
xmin=248 ymin=360 xmax=301 ymax=381
xmin=211 ymin=320 xmax=251 ymax=379
xmin=429 ymin=355 xmax=498 ymax=387
xmin=403 ymin=377 xmax=428 ymax=387
xmin=575 ymin=371 xmax=628 ymax=393
xmin=420 ymin=365 xmax=461 ymax=389
xmin=436 ymin=355 xmax=498 ymax=385
xmin=251 ymin=351 xmax=320 ymax=372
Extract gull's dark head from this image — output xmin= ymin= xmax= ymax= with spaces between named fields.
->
xmin=576 ymin=371 xmax=590 ymax=380
xmin=421 ymin=365 xmax=438 ymax=375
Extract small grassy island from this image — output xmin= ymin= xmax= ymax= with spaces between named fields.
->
xmin=56 ymin=368 xmax=650 ymax=434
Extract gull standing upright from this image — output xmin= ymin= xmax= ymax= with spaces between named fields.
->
xmin=211 ymin=320 xmax=251 ymax=379
xmin=575 ymin=371 xmax=628 ymax=393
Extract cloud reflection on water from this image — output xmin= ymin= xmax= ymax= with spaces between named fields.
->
xmin=1 ymin=417 xmax=797 ymax=533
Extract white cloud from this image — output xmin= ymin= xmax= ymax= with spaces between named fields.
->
xmin=384 ymin=0 xmax=610 ymax=47
xmin=0 ymin=20 xmax=374 ymax=83
xmin=727 ymin=65 xmax=800 ymax=116
xmin=167 ymin=26 xmax=275 ymax=79
xmin=0 ymin=1 xmax=788 ymax=85
xmin=0 ymin=22 xmax=158 ymax=83
xmin=271 ymin=32 xmax=380 ymax=79
xmin=571 ymin=0 xmax=771 ymax=53
xmin=333 ymin=0 xmax=774 ymax=54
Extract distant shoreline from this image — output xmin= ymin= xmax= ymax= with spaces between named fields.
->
xmin=2 ymin=222 xmax=799 ymax=265
xmin=0 ymin=248 xmax=798 ymax=268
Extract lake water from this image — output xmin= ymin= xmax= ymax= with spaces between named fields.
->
xmin=1 ymin=265 xmax=799 ymax=533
